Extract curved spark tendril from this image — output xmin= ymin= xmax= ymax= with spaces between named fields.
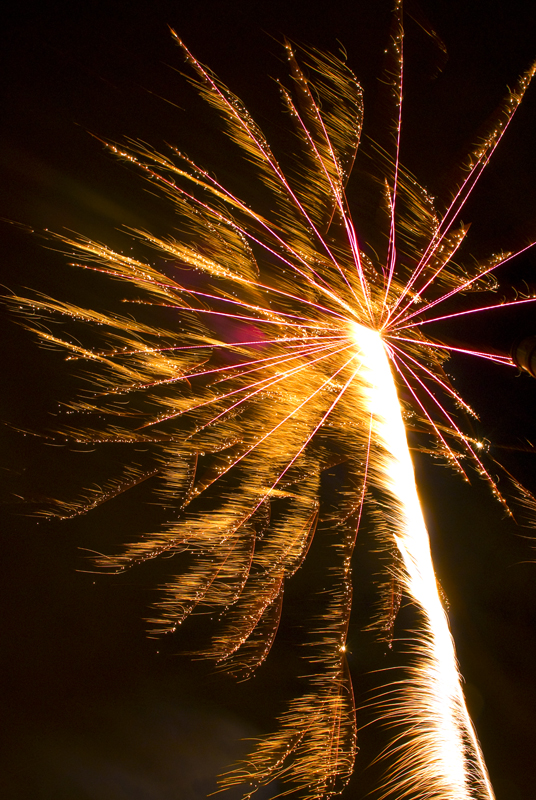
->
xmin=13 ymin=6 xmax=536 ymax=799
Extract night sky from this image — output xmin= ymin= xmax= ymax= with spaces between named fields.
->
xmin=2 ymin=2 xmax=536 ymax=799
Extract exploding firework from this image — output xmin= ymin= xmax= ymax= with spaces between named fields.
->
xmin=10 ymin=4 xmax=536 ymax=799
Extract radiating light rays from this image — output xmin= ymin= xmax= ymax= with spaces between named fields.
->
xmin=396 ymin=284 xmax=536 ymax=331
xmin=137 ymin=338 xmax=355 ymax=432
xmin=279 ymin=43 xmax=371 ymax=319
xmin=381 ymin=5 xmax=405 ymax=312
xmin=389 ymin=336 xmax=513 ymax=365
xmin=12 ymin=10 xmax=536 ymax=800
xmin=383 ymin=57 xmax=536 ymax=328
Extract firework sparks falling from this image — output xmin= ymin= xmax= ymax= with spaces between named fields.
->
xmin=11 ymin=4 xmax=536 ymax=799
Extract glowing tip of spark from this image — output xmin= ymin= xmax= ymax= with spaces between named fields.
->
xmin=340 ymin=645 xmax=347 ymax=652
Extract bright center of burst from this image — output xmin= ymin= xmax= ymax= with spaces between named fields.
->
xmin=349 ymin=321 xmax=383 ymax=352
xmin=350 ymin=322 xmax=396 ymax=407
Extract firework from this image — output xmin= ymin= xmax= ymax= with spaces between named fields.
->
xmin=12 ymin=4 xmax=536 ymax=798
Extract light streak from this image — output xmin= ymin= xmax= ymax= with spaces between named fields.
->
xmin=353 ymin=323 xmax=494 ymax=799
xmin=13 ymin=8 xmax=536 ymax=800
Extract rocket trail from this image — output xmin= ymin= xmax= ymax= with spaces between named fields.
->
xmin=354 ymin=323 xmax=494 ymax=800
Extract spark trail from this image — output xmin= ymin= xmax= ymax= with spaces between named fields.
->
xmin=12 ymin=4 xmax=536 ymax=799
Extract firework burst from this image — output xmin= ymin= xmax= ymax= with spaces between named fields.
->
xmin=11 ymin=4 xmax=536 ymax=799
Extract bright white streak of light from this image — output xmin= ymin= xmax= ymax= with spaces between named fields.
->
xmin=352 ymin=322 xmax=494 ymax=800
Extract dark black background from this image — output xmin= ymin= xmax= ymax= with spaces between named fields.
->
xmin=2 ymin=2 xmax=536 ymax=798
